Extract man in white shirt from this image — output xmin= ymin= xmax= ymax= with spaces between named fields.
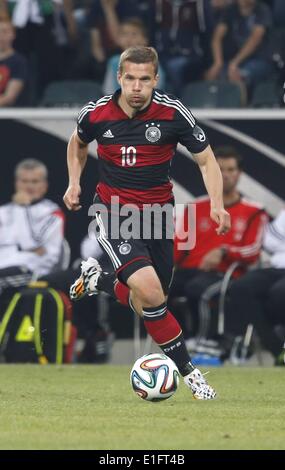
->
xmin=0 ymin=158 xmax=65 ymax=287
xmin=225 ymin=209 xmax=285 ymax=364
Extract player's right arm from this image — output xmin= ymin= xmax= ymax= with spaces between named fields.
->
xmin=63 ymin=131 xmax=88 ymax=211
xmin=63 ymin=101 xmax=97 ymax=211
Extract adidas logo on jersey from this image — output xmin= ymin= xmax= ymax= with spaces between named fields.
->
xmin=103 ymin=129 xmax=114 ymax=138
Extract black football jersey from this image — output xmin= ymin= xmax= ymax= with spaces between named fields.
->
xmin=77 ymin=89 xmax=209 ymax=207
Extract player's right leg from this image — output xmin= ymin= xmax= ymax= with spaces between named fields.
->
xmin=126 ymin=266 xmax=216 ymax=400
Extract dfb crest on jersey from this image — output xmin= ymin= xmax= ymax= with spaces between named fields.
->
xmin=145 ymin=123 xmax=161 ymax=143
xmin=118 ymin=242 xmax=132 ymax=255
xmin=193 ymin=125 xmax=206 ymax=142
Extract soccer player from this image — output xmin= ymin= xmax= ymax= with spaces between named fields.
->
xmin=63 ymin=46 xmax=231 ymax=400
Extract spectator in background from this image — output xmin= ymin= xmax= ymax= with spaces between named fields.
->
xmin=0 ymin=18 xmax=28 ymax=106
xmin=72 ymin=0 xmax=92 ymax=27
xmin=52 ymin=0 xmax=79 ymax=80
xmin=0 ymin=159 xmax=65 ymax=284
xmin=273 ymin=0 xmax=285 ymax=27
xmin=153 ymin=0 xmax=214 ymax=95
xmin=210 ymin=0 xmax=234 ymax=24
xmin=170 ymin=146 xmax=268 ymax=341
xmin=103 ymin=17 xmax=165 ymax=95
xmin=205 ymin=0 xmax=274 ymax=102
xmin=71 ymin=1 xmax=92 ymax=56
xmin=3 ymin=0 xmax=78 ymax=100
xmin=87 ymin=0 xmax=139 ymax=81
xmin=225 ymin=209 xmax=285 ymax=365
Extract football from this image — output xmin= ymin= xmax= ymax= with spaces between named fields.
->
xmin=130 ymin=353 xmax=180 ymax=402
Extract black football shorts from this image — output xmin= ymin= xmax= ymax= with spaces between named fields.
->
xmin=91 ymin=195 xmax=174 ymax=294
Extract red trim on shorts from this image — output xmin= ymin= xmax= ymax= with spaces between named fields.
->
xmin=116 ymin=256 xmax=152 ymax=274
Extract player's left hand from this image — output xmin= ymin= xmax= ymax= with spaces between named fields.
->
xmin=210 ymin=208 xmax=231 ymax=235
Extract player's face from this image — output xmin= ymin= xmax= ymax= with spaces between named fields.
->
xmin=118 ymin=61 xmax=158 ymax=110
xmin=15 ymin=168 xmax=48 ymax=202
xmin=217 ymin=157 xmax=241 ymax=194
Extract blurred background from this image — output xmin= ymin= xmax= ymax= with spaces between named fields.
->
xmin=0 ymin=0 xmax=284 ymax=368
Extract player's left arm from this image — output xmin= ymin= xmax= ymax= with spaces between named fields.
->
xmin=193 ymin=145 xmax=231 ymax=235
xmin=175 ymin=101 xmax=230 ymax=234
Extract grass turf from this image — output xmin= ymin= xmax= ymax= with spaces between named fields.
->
xmin=0 ymin=364 xmax=284 ymax=450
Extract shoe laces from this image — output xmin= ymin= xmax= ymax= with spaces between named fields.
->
xmin=81 ymin=258 xmax=97 ymax=271
xmin=189 ymin=369 xmax=211 ymax=387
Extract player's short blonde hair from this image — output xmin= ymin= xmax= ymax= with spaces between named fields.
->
xmin=119 ymin=46 xmax=158 ymax=75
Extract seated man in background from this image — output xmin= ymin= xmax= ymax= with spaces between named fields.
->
xmin=0 ymin=18 xmax=28 ymax=106
xmin=205 ymin=0 xmax=274 ymax=102
xmin=225 ymin=209 xmax=285 ymax=365
xmin=0 ymin=158 xmax=65 ymax=289
xmin=170 ymin=146 xmax=268 ymax=345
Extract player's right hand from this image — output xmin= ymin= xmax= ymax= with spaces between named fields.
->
xmin=63 ymin=184 xmax=82 ymax=211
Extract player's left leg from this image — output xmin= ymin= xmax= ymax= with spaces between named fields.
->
xmin=139 ymin=239 xmax=216 ymax=400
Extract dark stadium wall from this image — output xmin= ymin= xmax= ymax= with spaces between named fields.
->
xmin=0 ymin=115 xmax=284 ymax=261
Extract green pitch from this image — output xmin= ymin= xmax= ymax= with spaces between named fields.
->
xmin=0 ymin=365 xmax=284 ymax=450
